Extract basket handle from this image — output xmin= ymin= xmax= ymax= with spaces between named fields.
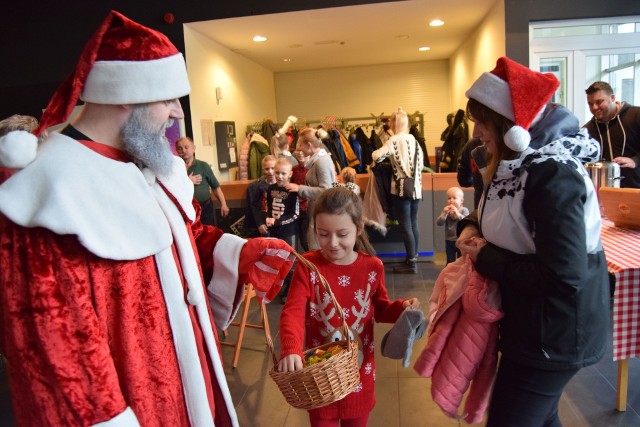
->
xmin=263 ymin=251 xmax=352 ymax=369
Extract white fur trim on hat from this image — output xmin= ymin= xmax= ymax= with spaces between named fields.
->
xmin=277 ymin=115 xmax=298 ymax=136
xmin=0 ymin=130 xmax=38 ymax=168
xmin=504 ymin=126 xmax=531 ymax=152
xmin=81 ymin=53 xmax=191 ymax=105
xmin=465 ymin=72 xmax=514 ymax=122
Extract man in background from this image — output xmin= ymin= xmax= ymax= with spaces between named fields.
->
xmin=176 ymin=136 xmax=229 ymax=225
xmin=584 ymin=81 xmax=640 ymax=188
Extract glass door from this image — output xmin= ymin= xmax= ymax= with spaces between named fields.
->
xmin=530 ymin=16 xmax=640 ymax=124
xmin=530 ymin=52 xmax=572 ymax=109
xmin=584 ymin=51 xmax=639 ymax=120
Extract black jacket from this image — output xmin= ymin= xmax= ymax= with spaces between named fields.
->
xmin=458 ymin=105 xmax=609 ymax=370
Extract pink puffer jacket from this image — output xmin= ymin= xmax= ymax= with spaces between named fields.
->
xmin=414 ymin=256 xmax=503 ymax=424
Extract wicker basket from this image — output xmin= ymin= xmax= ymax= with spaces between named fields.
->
xmin=266 ymin=253 xmax=361 ymax=410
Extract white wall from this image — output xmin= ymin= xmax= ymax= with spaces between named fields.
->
xmin=184 ymin=25 xmax=277 ymax=181
xmin=274 ymin=60 xmax=451 ymax=157
xmin=184 ymin=1 xmax=505 ymax=182
xmin=450 ymin=0 xmax=506 ymax=117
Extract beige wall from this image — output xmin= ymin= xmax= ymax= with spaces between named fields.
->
xmin=184 ymin=25 xmax=277 ymax=181
xmin=449 ymin=0 xmax=506 ymax=120
xmin=184 ymin=0 xmax=506 ymax=182
xmin=274 ymin=60 xmax=450 ymax=158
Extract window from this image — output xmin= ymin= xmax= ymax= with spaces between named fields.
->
xmin=530 ymin=16 xmax=640 ymax=124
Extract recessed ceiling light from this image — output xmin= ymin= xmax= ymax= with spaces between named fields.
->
xmin=429 ymin=19 xmax=445 ymax=27
xmin=418 ymin=46 xmax=431 ymax=52
xmin=253 ymin=35 xmax=268 ymax=42
xmin=283 ymin=58 xmax=292 ymax=62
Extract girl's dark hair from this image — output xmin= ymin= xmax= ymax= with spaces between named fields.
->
xmin=466 ymin=98 xmax=518 ymax=182
xmin=312 ymin=187 xmax=376 ymax=256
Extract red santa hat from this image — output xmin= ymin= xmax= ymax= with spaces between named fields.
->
xmin=465 ymin=57 xmax=559 ymax=152
xmin=35 ymin=10 xmax=190 ymax=136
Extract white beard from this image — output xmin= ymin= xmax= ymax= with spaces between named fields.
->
xmin=121 ymin=105 xmax=174 ymax=176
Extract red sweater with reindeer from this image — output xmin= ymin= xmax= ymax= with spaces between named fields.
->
xmin=279 ymin=250 xmax=406 ymax=419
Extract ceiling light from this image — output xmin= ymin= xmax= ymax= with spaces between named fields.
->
xmin=418 ymin=46 xmax=431 ymax=51
xmin=429 ymin=19 xmax=444 ymax=27
xmin=252 ymin=35 xmax=267 ymax=42
xmin=283 ymin=58 xmax=292 ymax=62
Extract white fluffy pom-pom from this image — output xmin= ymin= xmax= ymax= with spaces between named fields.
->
xmin=504 ymin=126 xmax=530 ymax=152
xmin=0 ymin=130 xmax=38 ymax=168
xmin=316 ymin=128 xmax=329 ymax=140
xmin=278 ymin=115 xmax=299 ymax=136
xmin=187 ymin=287 xmax=205 ymax=306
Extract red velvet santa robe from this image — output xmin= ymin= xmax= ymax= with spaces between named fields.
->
xmin=0 ymin=134 xmax=249 ymax=426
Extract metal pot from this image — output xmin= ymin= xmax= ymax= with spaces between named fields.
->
xmin=585 ymin=161 xmax=621 ymax=190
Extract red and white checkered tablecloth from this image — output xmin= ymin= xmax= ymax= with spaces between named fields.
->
xmin=601 ymin=219 xmax=640 ymax=361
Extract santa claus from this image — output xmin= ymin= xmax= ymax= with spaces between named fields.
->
xmin=0 ymin=10 xmax=293 ymax=427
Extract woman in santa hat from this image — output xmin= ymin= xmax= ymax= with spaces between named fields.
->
xmin=457 ymin=57 xmax=609 ymax=426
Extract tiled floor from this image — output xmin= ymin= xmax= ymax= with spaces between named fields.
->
xmin=1 ymin=256 xmax=639 ymax=426
xmin=221 ymin=255 xmax=640 ymax=427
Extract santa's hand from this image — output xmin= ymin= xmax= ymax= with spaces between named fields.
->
xmin=238 ymin=237 xmax=295 ymax=303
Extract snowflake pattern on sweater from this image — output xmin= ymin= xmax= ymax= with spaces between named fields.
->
xmin=279 ymin=250 xmax=406 ymax=419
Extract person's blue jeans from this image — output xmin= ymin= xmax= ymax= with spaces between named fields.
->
xmin=445 ymin=240 xmax=460 ymax=264
xmin=392 ymin=195 xmax=420 ymax=261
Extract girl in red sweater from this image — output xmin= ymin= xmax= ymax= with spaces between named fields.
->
xmin=277 ymin=186 xmax=420 ymax=427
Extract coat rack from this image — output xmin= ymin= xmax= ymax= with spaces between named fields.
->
xmin=246 ymin=112 xmax=425 ymax=137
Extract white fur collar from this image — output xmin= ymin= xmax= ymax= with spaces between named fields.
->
xmin=0 ymin=133 xmax=195 ymax=260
